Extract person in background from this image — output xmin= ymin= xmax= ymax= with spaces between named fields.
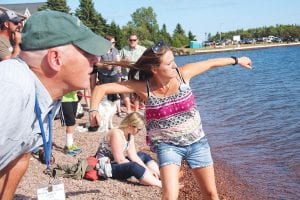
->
xmin=77 ymin=89 xmax=91 ymax=111
xmin=89 ymin=40 xmax=252 ymax=200
xmin=61 ymin=91 xmax=82 ymax=155
xmin=91 ymin=35 xmax=124 ymax=117
xmin=0 ymin=10 xmax=110 ymax=199
xmin=119 ymin=33 xmax=146 ymax=113
xmin=0 ymin=10 xmax=24 ymax=61
xmin=95 ymin=112 xmax=161 ymax=187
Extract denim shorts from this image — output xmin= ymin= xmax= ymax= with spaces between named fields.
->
xmin=156 ymin=136 xmax=213 ymax=169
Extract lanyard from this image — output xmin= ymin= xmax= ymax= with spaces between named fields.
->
xmin=35 ymin=95 xmax=53 ymax=172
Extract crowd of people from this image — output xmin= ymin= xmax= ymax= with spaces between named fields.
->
xmin=0 ymin=8 xmax=252 ymax=200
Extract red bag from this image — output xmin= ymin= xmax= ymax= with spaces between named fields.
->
xmin=84 ymin=156 xmax=99 ymax=181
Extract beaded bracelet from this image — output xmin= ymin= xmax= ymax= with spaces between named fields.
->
xmin=88 ymin=109 xmax=99 ymax=113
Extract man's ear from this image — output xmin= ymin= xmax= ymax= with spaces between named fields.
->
xmin=4 ymin=21 xmax=9 ymax=29
xmin=47 ymin=48 xmax=63 ymax=72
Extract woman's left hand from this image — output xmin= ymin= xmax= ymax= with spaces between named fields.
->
xmin=238 ymin=56 xmax=252 ymax=69
xmin=89 ymin=110 xmax=101 ymax=127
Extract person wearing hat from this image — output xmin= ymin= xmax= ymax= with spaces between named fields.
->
xmin=0 ymin=10 xmax=111 ymax=199
xmin=0 ymin=10 xmax=24 ymax=61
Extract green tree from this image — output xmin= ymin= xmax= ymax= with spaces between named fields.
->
xmin=172 ymin=23 xmax=189 ymax=47
xmin=75 ymin=0 xmax=107 ymax=35
xmin=188 ymin=31 xmax=196 ymax=41
xmin=210 ymin=24 xmax=300 ymax=41
xmin=129 ymin=7 xmax=159 ymax=42
xmin=173 ymin=23 xmax=185 ymax=35
xmin=107 ymin=21 xmax=122 ymax=49
xmin=158 ymin=24 xmax=172 ymax=44
xmin=207 ymin=33 xmax=212 ymax=41
xmin=38 ymin=0 xmax=70 ymax=13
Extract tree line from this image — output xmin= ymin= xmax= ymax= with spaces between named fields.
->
xmin=210 ymin=25 xmax=300 ymax=42
xmin=39 ymin=0 xmax=299 ymax=49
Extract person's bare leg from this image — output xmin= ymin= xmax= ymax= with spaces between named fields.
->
xmin=146 ymin=160 xmax=160 ymax=177
xmin=123 ymin=95 xmax=131 ymax=113
xmin=0 ymin=153 xmax=31 ymax=200
xmin=133 ymin=99 xmax=139 ymax=112
xmin=116 ymin=99 xmax=121 ymax=114
xmin=192 ymin=165 xmax=219 ymax=200
xmin=160 ymin=164 xmax=181 ymax=200
xmin=139 ymin=170 xmax=162 ymax=187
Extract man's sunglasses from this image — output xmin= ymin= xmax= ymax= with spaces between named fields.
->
xmin=10 ymin=21 xmax=20 ymax=25
xmin=152 ymin=40 xmax=167 ymax=53
xmin=129 ymin=39 xmax=137 ymax=42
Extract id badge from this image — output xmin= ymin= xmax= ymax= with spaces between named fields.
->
xmin=37 ymin=179 xmax=65 ymax=200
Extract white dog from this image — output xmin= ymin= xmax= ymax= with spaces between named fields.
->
xmin=97 ymin=96 xmax=119 ymax=133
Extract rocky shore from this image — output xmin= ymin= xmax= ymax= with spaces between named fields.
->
xmin=15 ymin=110 xmax=267 ymax=200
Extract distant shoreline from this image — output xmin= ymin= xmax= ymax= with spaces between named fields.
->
xmin=174 ymin=42 xmax=300 ymax=56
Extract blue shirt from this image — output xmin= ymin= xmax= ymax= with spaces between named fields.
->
xmin=0 ymin=57 xmax=60 ymax=170
xmin=97 ymin=47 xmax=119 ymax=76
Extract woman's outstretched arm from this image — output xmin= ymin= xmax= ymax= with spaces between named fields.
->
xmin=181 ymin=56 xmax=252 ymax=82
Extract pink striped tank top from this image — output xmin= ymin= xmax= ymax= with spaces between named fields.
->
xmin=145 ymin=69 xmax=205 ymax=151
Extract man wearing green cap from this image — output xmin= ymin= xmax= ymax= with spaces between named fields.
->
xmin=0 ymin=10 xmax=111 ymax=199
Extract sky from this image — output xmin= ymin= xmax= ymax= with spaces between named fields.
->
xmin=2 ymin=0 xmax=300 ymax=41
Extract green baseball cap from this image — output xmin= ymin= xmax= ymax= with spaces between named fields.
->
xmin=20 ymin=10 xmax=111 ymax=56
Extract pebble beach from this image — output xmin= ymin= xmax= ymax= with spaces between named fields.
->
xmin=14 ymin=108 xmax=267 ymax=200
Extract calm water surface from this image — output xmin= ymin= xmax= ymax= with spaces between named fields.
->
xmin=175 ymin=45 xmax=300 ymax=200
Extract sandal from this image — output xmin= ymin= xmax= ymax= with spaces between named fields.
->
xmin=117 ymin=112 xmax=127 ymax=118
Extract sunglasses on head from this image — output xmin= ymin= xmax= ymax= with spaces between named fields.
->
xmin=152 ymin=40 xmax=167 ymax=53
xmin=129 ymin=39 xmax=137 ymax=42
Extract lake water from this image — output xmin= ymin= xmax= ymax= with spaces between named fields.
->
xmin=175 ymin=45 xmax=300 ymax=200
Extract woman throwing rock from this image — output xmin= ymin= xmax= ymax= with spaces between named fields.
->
xmin=90 ymin=41 xmax=252 ymax=199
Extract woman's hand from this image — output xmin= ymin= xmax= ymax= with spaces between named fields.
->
xmin=238 ymin=56 xmax=252 ymax=69
xmin=89 ymin=110 xmax=101 ymax=127
xmin=12 ymin=31 xmax=22 ymax=45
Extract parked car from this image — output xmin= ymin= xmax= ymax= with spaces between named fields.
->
xmin=283 ymin=36 xmax=294 ymax=43
xmin=241 ymin=38 xmax=256 ymax=44
xmin=256 ymin=38 xmax=264 ymax=43
xmin=272 ymin=37 xmax=282 ymax=43
xmin=246 ymin=38 xmax=256 ymax=44
xmin=203 ymin=41 xmax=214 ymax=47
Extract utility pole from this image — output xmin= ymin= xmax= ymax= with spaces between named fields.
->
xmin=219 ymin=22 xmax=223 ymax=41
